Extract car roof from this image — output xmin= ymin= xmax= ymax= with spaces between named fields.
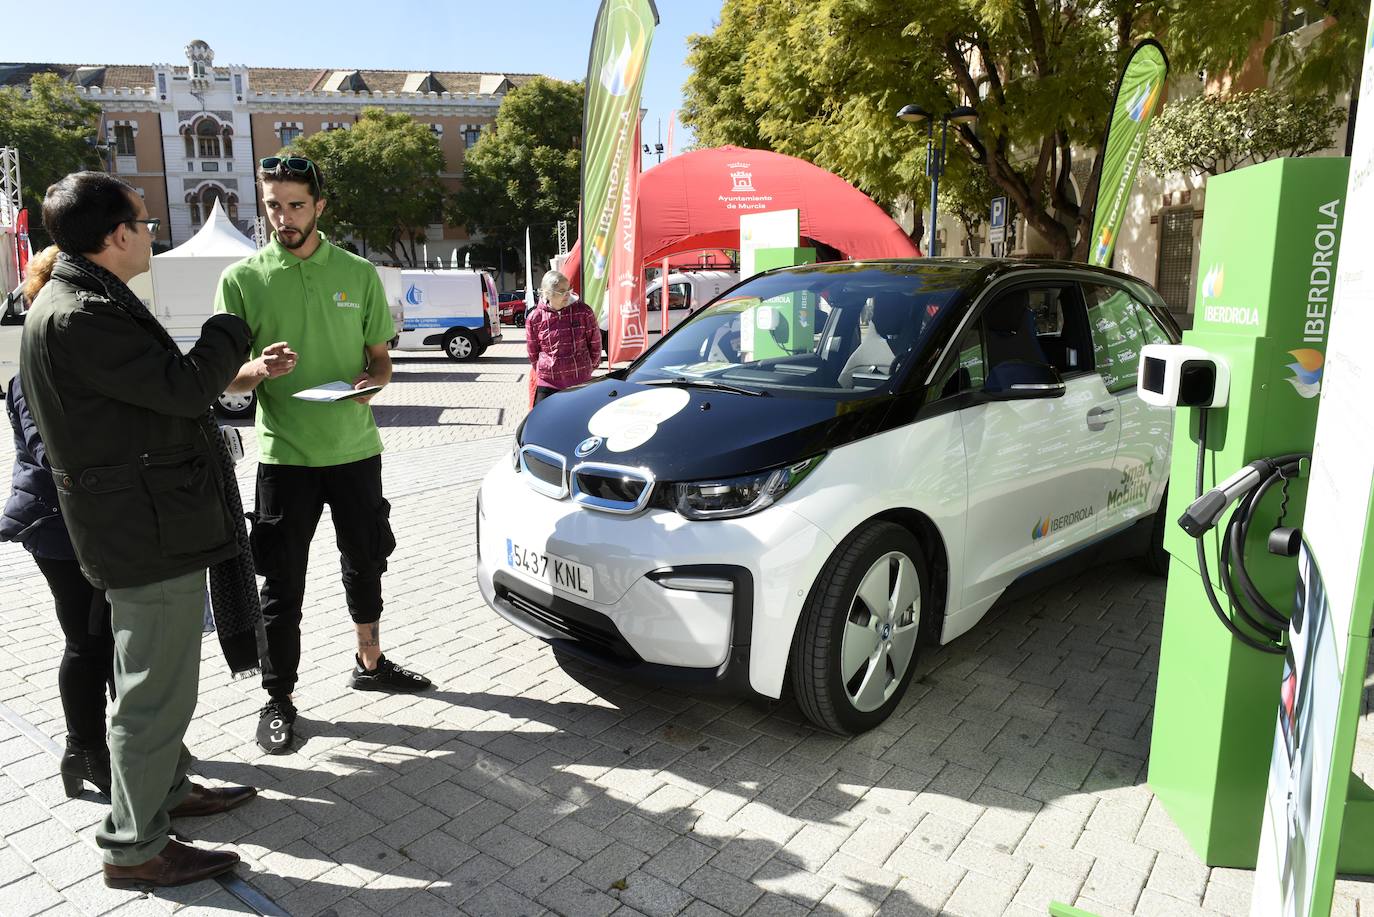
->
xmin=757 ymin=257 xmax=1158 ymax=291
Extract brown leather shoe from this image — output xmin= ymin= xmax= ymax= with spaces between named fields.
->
xmin=168 ymin=781 xmax=258 ymax=818
xmin=103 ymin=838 xmax=240 ymax=888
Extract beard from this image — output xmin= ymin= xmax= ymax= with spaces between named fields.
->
xmin=276 ymin=214 xmax=318 ymax=250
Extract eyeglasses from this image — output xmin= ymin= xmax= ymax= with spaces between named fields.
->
xmin=260 ymin=156 xmax=323 ymax=188
xmin=111 ymin=218 xmax=160 ymax=236
xmin=550 ymin=286 xmax=572 ymax=296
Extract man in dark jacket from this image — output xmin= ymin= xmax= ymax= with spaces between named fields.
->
xmin=19 ymin=172 xmax=271 ymax=888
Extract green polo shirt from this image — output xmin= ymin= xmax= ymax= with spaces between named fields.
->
xmin=215 ymin=234 xmax=393 ymax=467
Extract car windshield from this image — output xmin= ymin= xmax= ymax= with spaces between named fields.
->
xmin=627 ymin=262 xmax=976 ymax=396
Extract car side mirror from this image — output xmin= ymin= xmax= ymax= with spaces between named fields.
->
xmin=983 ymin=360 xmax=1066 ymax=400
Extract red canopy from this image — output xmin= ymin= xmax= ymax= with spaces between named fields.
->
xmin=563 ymin=145 xmax=919 ymax=291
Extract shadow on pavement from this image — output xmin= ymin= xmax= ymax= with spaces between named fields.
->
xmin=177 ymin=559 xmax=1163 ymax=915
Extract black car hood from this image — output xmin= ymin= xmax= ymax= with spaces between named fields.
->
xmin=520 ymin=379 xmax=899 ymax=481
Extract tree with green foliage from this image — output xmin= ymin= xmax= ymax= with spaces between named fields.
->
xmin=286 ymin=107 xmax=448 ymax=266
xmin=1143 ymin=88 xmax=1347 ymax=177
xmin=456 ymin=76 xmax=583 ymax=273
xmin=940 ymin=158 xmax=997 ymax=256
xmin=0 ymin=73 xmax=103 ymax=247
xmin=683 ymin=0 xmax=1368 ymax=261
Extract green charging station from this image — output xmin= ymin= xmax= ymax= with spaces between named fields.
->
xmin=1146 ymin=156 xmax=1359 ymax=868
xmin=748 ymin=245 xmax=816 ymax=359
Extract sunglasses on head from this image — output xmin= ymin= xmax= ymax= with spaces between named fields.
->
xmin=260 ymin=156 xmax=322 ymax=188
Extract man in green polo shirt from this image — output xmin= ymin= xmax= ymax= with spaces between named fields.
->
xmin=216 ymin=156 xmax=431 ymax=755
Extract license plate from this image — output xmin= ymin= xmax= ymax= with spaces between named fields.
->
xmin=506 ymin=539 xmax=594 ymax=600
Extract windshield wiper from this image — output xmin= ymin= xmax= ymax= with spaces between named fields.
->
xmin=643 ymin=377 xmax=770 ymax=397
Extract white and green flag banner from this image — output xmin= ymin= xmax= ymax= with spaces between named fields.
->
xmin=1089 ymin=39 xmax=1168 ymax=267
xmin=580 ymin=0 xmax=658 ymax=320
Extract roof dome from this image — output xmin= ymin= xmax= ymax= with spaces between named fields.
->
xmin=185 ymin=40 xmax=213 ymax=63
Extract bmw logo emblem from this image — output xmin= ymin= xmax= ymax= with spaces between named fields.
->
xmin=575 ymin=436 xmax=602 ymax=457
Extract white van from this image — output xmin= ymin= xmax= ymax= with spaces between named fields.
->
xmin=394 ymin=269 xmax=503 ymax=361
xmin=599 ymin=270 xmax=738 ymax=351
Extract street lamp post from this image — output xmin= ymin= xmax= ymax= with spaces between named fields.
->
xmin=896 ymin=104 xmax=977 ymax=257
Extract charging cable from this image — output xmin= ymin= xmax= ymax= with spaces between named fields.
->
xmin=1182 ymin=410 xmax=1308 ymax=654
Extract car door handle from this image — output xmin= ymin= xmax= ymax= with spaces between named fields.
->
xmin=1087 ymin=405 xmax=1115 ymax=430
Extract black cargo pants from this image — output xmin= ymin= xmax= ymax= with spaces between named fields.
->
xmin=249 ymin=455 xmax=395 ymax=699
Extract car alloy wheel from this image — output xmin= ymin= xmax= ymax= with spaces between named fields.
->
xmin=841 ymin=550 xmax=922 ymax=713
xmin=791 ymin=521 xmax=931 ymax=734
xmin=215 ymin=391 xmax=255 ymax=419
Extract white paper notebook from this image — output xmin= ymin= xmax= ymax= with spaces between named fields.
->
xmin=291 ymin=381 xmax=383 ymax=402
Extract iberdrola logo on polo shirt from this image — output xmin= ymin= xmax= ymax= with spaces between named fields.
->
xmin=333 ymin=291 xmax=359 ymax=309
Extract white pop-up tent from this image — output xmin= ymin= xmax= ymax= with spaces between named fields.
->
xmin=144 ymin=199 xmax=256 ymax=346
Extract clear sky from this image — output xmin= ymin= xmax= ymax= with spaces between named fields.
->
xmin=0 ymin=0 xmax=721 ymax=162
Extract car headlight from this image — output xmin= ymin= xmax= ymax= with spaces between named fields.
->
xmin=667 ymin=455 xmax=824 ymax=520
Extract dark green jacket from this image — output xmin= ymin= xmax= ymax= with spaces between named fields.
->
xmin=19 ymin=258 xmax=251 ymax=589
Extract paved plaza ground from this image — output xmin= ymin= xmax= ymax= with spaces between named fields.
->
xmin=1 ymin=329 xmax=1372 ymax=917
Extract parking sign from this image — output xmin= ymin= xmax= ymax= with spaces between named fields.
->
xmin=989 ymin=197 xmax=1007 ymax=245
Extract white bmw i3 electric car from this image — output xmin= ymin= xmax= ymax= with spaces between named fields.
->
xmin=476 ymin=259 xmax=1178 ymax=734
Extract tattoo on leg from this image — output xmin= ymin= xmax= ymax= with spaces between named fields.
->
xmin=358 ymin=623 xmax=379 ymax=649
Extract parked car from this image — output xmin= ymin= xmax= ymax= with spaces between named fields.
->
xmin=600 ymin=270 xmax=738 ymax=354
xmin=499 ymin=291 xmax=529 ymax=327
xmin=393 ymin=269 xmax=503 ymax=361
xmin=476 ymin=258 xmax=1179 ymax=734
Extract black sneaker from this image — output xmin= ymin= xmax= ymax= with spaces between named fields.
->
xmin=349 ymin=654 xmax=432 ymax=694
xmin=255 ymin=699 xmax=296 ymax=754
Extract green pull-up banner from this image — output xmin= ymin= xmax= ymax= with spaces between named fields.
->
xmin=1089 ymin=39 xmax=1168 ymax=267
xmin=579 ymin=0 xmax=659 ymax=321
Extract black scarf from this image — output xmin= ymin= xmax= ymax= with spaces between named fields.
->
xmin=57 ymin=252 xmax=265 ymax=678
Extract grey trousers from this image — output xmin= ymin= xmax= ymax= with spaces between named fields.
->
xmin=95 ymin=569 xmax=204 ymax=865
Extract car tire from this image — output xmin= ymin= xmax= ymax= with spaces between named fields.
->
xmin=1140 ymin=487 xmax=1170 ymax=576
xmin=790 ymin=521 xmax=930 ymax=735
xmin=443 ymin=329 xmax=479 ymax=362
xmin=388 ymin=335 xmax=399 ymax=350
xmin=215 ymin=390 xmax=255 ymax=420
xmin=514 ymin=313 xmax=525 ymax=328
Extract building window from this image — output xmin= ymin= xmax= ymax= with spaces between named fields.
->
xmin=113 ymin=125 xmax=136 ymax=156
xmin=196 ymin=120 xmax=221 ymax=159
xmin=463 ymin=126 xmax=482 ymax=148
xmin=223 ymin=133 xmax=233 ymax=158
xmin=279 ymin=125 xmax=301 ymax=146
xmin=189 ymin=186 xmax=229 ymax=226
xmin=184 ymin=134 xmax=195 ymax=158
xmin=157 ymin=73 xmax=167 ymax=97
xmin=1279 ymin=0 xmax=1328 ymax=35
xmin=1156 ymin=208 xmax=1195 ymax=312
xmin=192 ymin=61 xmax=207 ymax=80
xmin=233 ymin=74 xmax=243 ymax=96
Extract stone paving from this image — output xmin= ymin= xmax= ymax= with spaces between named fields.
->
xmin=1 ymin=330 xmax=1373 ymax=917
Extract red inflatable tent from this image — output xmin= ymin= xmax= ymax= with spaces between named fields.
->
xmin=562 ymin=145 xmax=920 ymax=291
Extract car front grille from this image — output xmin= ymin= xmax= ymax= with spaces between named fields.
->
xmin=497 ymin=583 xmax=639 ymax=661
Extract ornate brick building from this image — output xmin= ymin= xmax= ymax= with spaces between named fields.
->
xmin=1 ymin=39 xmax=535 ymax=263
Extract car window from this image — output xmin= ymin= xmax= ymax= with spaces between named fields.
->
xmin=979 ymin=284 xmax=1091 ymax=377
xmin=630 ymin=263 xmax=973 ymax=396
xmin=1135 ymin=298 xmax=1173 ymax=346
xmin=931 ymin=325 xmax=985 ymax=401
xmin=647 ymin=283 xmax=691 ymax=310
xmin=1082 ymin=282 xmax=1145 ymax=393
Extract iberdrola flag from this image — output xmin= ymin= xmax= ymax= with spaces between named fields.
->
xmin=1089 ymin=39 xmax=1168 ymax=267
xmin=581 ymin=0 xmax=658 ymax=335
